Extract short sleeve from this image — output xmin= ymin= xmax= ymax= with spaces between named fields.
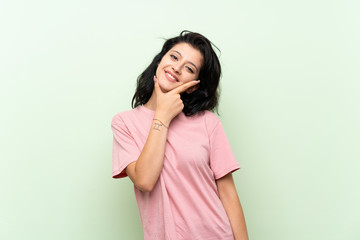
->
xmin=111 ymin=114 xmax=140 ymax=178
xmin=209 ymin=120 xmax=241 ymax=179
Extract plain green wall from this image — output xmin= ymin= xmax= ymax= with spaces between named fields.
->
xmin=1 ymin=0 xmax=359 ymax=239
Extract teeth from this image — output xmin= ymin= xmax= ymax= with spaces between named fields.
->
xmin=167 ymin=73 xmax=176 ymax=81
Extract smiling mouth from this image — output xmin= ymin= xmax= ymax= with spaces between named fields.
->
xmin=165 ymin=71 xmax=179 ymax=82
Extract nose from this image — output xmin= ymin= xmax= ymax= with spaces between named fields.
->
xmin=172 ymin=63 xmax=181 ymax=74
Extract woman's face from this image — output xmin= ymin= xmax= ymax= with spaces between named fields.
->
xmin=155 ymin=42 xmax=203 ymax=93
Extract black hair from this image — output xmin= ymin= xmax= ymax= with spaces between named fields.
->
xmin=131 ymin=30 xmax=221 ymax=116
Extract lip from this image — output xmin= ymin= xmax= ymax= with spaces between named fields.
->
xmin=165 ymin=70 xmax=179 ymax=82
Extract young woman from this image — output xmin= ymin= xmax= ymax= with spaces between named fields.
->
xmin=111 ymin=31 xmax=249 ymax=240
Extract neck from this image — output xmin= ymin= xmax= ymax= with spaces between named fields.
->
xmin=143 ymin=90 xmax=157 ymax=111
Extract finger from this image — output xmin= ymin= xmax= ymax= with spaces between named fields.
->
xmin=153 ymin=75 xmax=162 ymax=95
xmin=172 ymin=80 xmax=200 ymax=94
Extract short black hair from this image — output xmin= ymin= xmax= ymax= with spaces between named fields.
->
xmin=131 ymin=30 xmax=221 ymax=116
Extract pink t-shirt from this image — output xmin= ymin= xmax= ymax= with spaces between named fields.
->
xmin=111 ymin=105 xmax=240 ymax=240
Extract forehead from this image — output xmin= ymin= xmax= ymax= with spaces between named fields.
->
xmin=169 ymin=42 xmax=203 ymax=65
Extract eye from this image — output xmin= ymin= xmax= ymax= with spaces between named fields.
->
xmin=170 ymin=54 xmax=178 ymax=61
xmin=186 ymin=66 xmax=194 ymax=73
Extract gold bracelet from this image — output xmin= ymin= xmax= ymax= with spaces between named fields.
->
xmin=153 ymin=118 xmax=168 ymax=128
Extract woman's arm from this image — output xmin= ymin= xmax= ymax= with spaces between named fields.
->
xmin=125 ymin=77 xmax=200 ymax=192
xmin=216 ymin=173 xmax=249 ymax=240
xmin=125 ymin=116 xmax=168 ymax=192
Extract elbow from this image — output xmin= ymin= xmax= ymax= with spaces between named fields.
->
xmin=135 ymin=180 xmax=155 ymax=193
xmin=126 ymin=163 xmax=156 ymax=192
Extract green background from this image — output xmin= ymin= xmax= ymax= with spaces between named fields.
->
xmin=1 ymin=0 xmax=359 ymax=239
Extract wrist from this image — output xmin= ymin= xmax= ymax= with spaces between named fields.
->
xmin=153 ymin=113 xmax=171 ymax=127
xmin=153 ymin=118 xmax=168 ymax=128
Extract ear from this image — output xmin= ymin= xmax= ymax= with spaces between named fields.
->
xmin=185 ymin=84 xmax=200 ymax=94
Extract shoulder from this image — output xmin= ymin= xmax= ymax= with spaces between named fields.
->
xmin=190 ymin=110 xmax=219 ymax=121
xmin=192 ymin=110 xmax=221 ymax=135
xmin=111 ymin=108 xmax=139 ymax=126
xmin=202 ymin=110 xmax=220 ymax=122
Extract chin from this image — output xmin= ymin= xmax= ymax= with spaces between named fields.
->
xmin=159 ymin=85 xmax=174 ymax=93
xmin=158 ymin=78 xmax=175 ymax=92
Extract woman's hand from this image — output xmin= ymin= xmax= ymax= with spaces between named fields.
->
xmin=125 ymin=76 xmax=200 ymax=192
xmin=153 ymin=75 xmax=200 ymax=126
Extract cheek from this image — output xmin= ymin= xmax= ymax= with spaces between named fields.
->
xmin=155 ymin=64 xmax=162 ymax=76
xmin=158 ymin=57 xmax=169 ymax=67
xmin=189 ymin=72 xmax=200 ymax=81
xmin=156 ymin=60 xmax=167 ymax=73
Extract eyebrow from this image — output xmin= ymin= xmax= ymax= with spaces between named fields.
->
xmin=170 ymin=50 xmax=199 ymax=72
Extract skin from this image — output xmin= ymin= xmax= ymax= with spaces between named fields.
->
xmin=148 ymin=42 xmax=204 ymax=107
xmin=217 ymin=173 xmax=249 ymax=240
xmin=125 ymin=42 xmax=249 ymax=239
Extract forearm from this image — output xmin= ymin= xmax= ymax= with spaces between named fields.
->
xmin=221 ymin=195 xmax=249 ymax=240
xmin=125 ymin=111 xmax=172 ymax=192
xmin=127 ymin=76 xmax=199 ymax=192
xmin=217 ymin=174 xmax=249 ymax=240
